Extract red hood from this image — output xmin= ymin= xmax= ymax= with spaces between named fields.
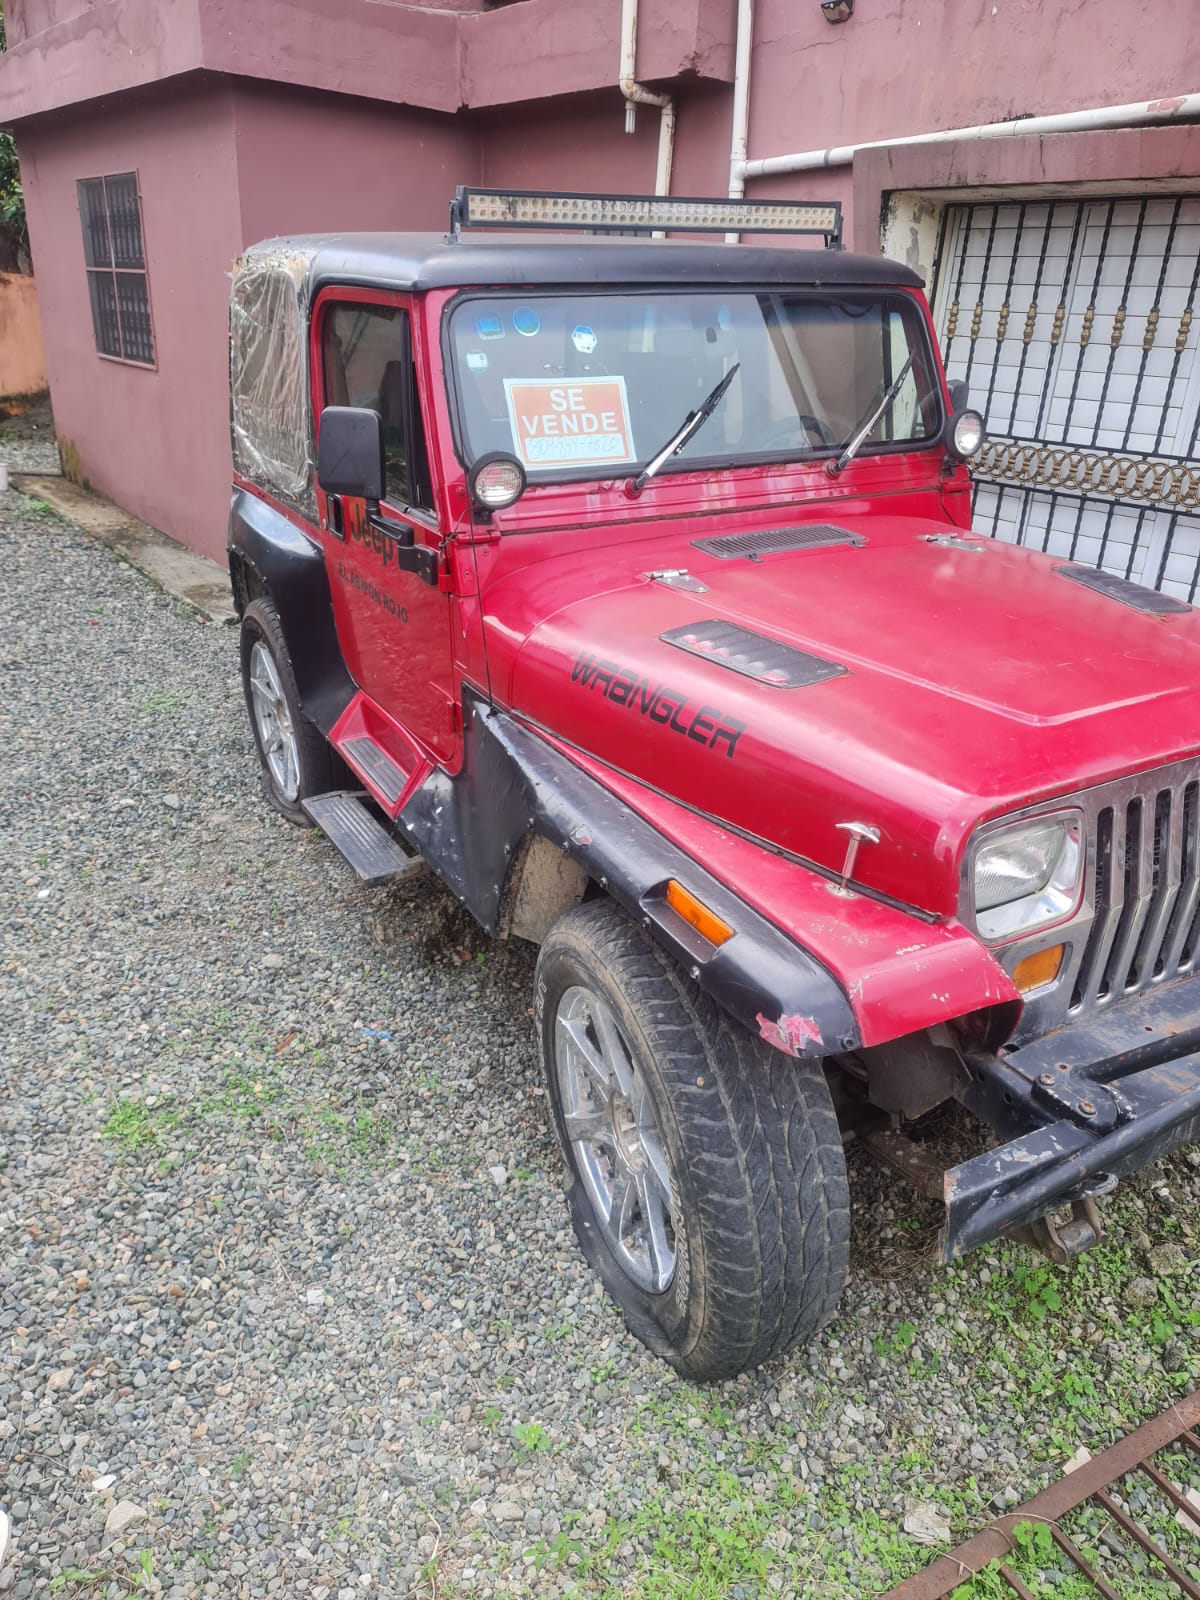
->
xmin=482 ymin=513 xmax=1200 ymax=914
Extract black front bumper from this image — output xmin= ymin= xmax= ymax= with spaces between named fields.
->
xmin=943 ymin=982 xmax=1200 ymax=1262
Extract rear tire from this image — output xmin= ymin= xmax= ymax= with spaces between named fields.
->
xmin=240 ymin=596 xmax=333 ymax=826
xmin=536 ymin=900 xmax=850 ymax=1380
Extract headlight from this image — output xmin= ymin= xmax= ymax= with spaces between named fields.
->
xmin=951 ymin=409 xmax=984 ymax=458
xmin=971 ymin=813 xmax=1083 ymax=943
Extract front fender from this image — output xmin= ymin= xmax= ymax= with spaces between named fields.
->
xmin=227 ymin=488 xmax=355 ymax=734
xmin=400 ymin=695 xmax=860 ymax=1056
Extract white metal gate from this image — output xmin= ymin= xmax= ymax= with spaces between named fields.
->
xmin=931 ymin=196 xmax=1200 ymax=601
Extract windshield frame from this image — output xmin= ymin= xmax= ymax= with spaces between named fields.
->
xmin=440 ymin=284 xmax=946 ymax=488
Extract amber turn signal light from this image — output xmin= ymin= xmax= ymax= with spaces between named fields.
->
xmin=1013 ymin=944 xmax=1064 ymax=993
xmin=665 ymin=881 xmax=734 ymax=948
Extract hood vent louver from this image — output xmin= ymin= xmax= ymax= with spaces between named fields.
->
xmin=692 ymin=525 xmax=864 ymax=560
xmin=1052 ymin=564 xmax=1193 ymax=615
xmin=661 ymin=621 xmax=847 ymax=688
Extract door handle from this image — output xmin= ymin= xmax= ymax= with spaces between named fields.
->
xmin=366 ymin=512 xmax=439 ymax=587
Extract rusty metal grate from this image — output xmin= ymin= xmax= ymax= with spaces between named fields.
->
xmin=879 ymin=1391 xmax=1200 ymax=1599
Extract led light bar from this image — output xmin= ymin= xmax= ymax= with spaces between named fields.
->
xmin=450 ymin=187 xmax=842 ymax=244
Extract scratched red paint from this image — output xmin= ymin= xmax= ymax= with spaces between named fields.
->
xmin=757 ymin=1012 xmax=825 ymax=1056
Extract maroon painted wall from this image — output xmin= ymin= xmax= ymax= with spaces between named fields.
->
xmin=19 ymin=80 xmax=243 ymax=564
xmin=742 ymin=0 xmax=1200 ymax=158
xmin=232 ymin=83 xmax=478 ymax=240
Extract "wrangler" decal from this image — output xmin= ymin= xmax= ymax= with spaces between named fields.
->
xmin=571 ymin=654 xmax=744 ymax=759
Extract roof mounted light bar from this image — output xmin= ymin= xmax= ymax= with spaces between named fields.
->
xmin=449 ymin=187 xmax=843 ymax=247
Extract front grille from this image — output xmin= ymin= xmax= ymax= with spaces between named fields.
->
xmin=1068 ymin=761 xmax=1200 ymax=1017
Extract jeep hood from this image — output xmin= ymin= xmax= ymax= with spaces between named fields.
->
xmin=487 ymin=516 xmax=1200 ymax=915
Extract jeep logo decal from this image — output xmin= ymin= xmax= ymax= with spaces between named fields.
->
xmin=571 ymin=654 xmax=744 ymax=759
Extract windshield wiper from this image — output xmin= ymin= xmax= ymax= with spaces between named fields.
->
xmin=826 ymin=352 xmax=914 ymax=477
xmin=631 ymin=363 xmax=741 ymax=492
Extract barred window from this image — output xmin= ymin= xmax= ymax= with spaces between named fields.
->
xmin=77 ymin=174 xmax=155 ymax=366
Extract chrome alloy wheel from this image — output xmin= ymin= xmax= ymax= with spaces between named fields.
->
xmin=554 ymin=985 xmax=677 ymax=1294
xmin=248 ymin=640 xmax=300 ymax=802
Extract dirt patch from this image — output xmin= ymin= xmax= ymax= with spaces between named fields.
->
xmin=0 ymin=389 xmax=54 ymax=441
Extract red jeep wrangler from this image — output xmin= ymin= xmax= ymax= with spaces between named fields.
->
xmin=228 ymin=189 xmax=1200 ymax=1380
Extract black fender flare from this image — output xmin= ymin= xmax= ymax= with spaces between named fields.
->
xmin=400 ymin=692 xmax=860 ymax=1058
xmin=227 ymin=488 xmax=355 ymax=735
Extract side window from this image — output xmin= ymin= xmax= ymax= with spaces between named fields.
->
xmin=77 ymin=173 xmax=155 ymax=366
xmin=322 ymin=301 xmax=433 ymax=510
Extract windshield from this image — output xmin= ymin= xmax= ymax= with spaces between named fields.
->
xmin=446 ymin=289 xmax=941 ymax=482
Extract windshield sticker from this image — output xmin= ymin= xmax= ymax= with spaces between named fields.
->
xmin=571 ymin=325 xmax=598 ymax=354
xmin=475 ymin=315 xmax=505 ymax=340
xmin=465 ymin=349 xmax=489 ymax=371
xmin=504 ymin=377 xmax=636 ymax=471
xmin=512 ymin=306 xmax=541 ymax=337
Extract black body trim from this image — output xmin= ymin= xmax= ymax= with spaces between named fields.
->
xmin=943 ymin=982 xmax=1200 ymax=1260
xmin=399 ymin=693 xmax=860 ymax=1056
xmin=227 ymin=488 xmax=356 ymax=735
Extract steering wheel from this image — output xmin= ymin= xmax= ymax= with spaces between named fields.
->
xmin=758 ymin=414 xmax=838 ymax=452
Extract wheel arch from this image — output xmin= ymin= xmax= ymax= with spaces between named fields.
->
xmin=497 ymin=831 xmax=591 ymax=945
xmin=400 ymin=694 xmax=860 ymax=1058
xmin=227 ymin=487 xmax=355 ymax=735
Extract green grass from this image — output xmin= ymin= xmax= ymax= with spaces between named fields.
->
xmin=512 ymin=1420 xmax=550 ymax=1456
xmin=141 ymin=690 xmax=187 ymax=714
xmin=101 ymin=1097 xmax=179 ymax=1150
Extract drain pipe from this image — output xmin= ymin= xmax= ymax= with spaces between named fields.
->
xmin=724 ymin=0 xmax=754 ymax=241
xmin=736 ymin=92 xmax=1200 ymax=184
xmin=619 ymin=0 xmax=676 ymax=201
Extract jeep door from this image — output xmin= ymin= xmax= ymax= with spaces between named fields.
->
xmin=311 ymin=288 xmax=459 ymax=762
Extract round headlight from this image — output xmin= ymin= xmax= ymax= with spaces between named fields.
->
xmin=467 ymin=452 xmax=527 ymax=511
xmin=951 ymin=409 xmax=985 ymax=459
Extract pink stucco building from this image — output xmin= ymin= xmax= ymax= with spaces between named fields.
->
xmin=2 ymin=0 xmax=1199 ymax=590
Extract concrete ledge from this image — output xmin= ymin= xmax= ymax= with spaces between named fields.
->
xmin=11 ymin=474 xmax=236 ymax=625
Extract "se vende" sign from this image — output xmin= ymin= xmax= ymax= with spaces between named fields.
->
xmin=504 ymin=377 xmax=636 ymax=472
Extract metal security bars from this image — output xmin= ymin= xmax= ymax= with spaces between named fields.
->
xmin=77 ymin=173 xmax=155 ymax=367
xmin=932 ymin=196 xmax=1200 ymax=602
xmin=881 ymin=1390 xmax=1200 ymax=1599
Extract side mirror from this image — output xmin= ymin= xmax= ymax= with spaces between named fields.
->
xmin=947 ymin=378 xmax=969 ymax=413
xmin=317 ymin=406 xmax=386 ymax=501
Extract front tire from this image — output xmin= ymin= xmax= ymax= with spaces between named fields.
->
xmin=240 ymin=596 xmax=333 ymax=825
xmin=536 ymin=900 xmax=850 ymax=1380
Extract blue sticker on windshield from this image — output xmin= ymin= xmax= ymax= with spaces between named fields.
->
xmin=512 ymin=306 xmax=541 ymax=337
xmin=476 ymin=315 xmax=504 ymax=340
xmin=571 ymin=325 xmax=598 ymax=354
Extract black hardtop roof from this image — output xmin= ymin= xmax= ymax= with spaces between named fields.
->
xmin=245 ymin=231 xmax=924 ymax=294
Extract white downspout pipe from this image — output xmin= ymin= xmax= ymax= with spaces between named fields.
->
xmin=736 ymin=92 xmax=1200 ymax=184
xmin=725 ymin=0 xmax=754 ymax=242
xmin=619 ymin=0 xmax=676 ymax=202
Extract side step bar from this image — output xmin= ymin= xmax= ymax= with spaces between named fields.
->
xmin=302 ymin=791 xmax=427 ymax=888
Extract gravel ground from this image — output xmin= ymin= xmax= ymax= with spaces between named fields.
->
xmin=1 ymin=490 xmax=1198 ymax=1600
xmin=0 ymin=396 xmax=60 ymax=476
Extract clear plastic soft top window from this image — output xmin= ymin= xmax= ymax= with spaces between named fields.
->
xmin=229 ymin=246 xmax=317 ymax=516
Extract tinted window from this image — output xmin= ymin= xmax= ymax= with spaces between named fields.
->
xmin=322 ymin=302 xmax=432 ymax=509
